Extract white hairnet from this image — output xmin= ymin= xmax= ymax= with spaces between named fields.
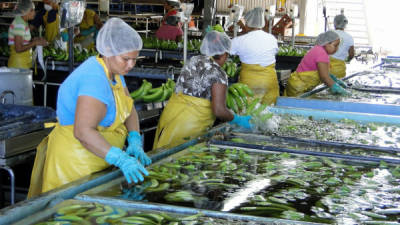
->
xmin=96 ymin=18 xmax=143 ymax=57
xmin=244 ymin=7 xmax=265 ymax=29
xmin=334 ymin=14 xmax=348 ymax=29
xmin=200 ymin=31 xmax=231 ymax=57
xmin=14 ymin=0 xmax=34 ymax=16
xmin=315 ymin=30 xmax=340 ymax=46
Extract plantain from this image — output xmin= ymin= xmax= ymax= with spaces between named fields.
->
xmin=144 ymin=182 xmax=170 ymax=193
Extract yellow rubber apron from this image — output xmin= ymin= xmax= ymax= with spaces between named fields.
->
xmin=75 ymin=9 xmax=96 ymax=49
xmin=284 ymin=70 xmax=320 ymax=97
xmin=330 ymin=57 xmax=346 ymax=79
xmin=43 ymin=10 xmax=60 ymax=43
xmin=153 ymin=92 xmax=215 ymax=150
xmin=28 ymin=56 xmax=133 ymax=198
xmin=239 ymin=63 xmax=279 ymax=105
xmin=8 ymin=45 xmax=32 ymax=69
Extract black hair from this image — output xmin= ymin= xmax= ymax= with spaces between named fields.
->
xmin=166 ymin=16 xmax=178 ymax=26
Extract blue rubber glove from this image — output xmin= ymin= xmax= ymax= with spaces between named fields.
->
xmin=105 ymin=146 xmax=149 ymax=184
xmin=229 ymin=114 xmax=253 ymax=129
xmin=121 ymin=186 xmax=146 ymax=201
xmin=80 ymin=26 xmax=97 ymax=36
xmin=126 ymin=131 xmax=152 ymax=166
xmin=330 ymin=83 xmax=350 ymax=96
xmin=205 ymin=25 xmax=212 ymax=33
xmin=61 ymin=32 xmax=69 ymax=42
xmin=329 ymin=73 xmax=348 ymax=88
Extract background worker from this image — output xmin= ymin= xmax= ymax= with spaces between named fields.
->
xmin=162 ymin=0 xmax=180 ymax=25
xmin=28 ymin=18 xmax=151 ymax=198
xmin=153 ymin=31 xmax=252 ymax=150
xmin=230 ymin=7 xmax=279 ymax=105
xmin=155 ymin=16 xmax=183 ymax=42
xmin=285 ymin=30 xmax=349 ymax=97
xmin=8 ymin=0 xmax=47 ymax=69
xmin=73 ymin=9 xmax=104 ymax=49
xmin=330 ymin=14 xmax=354 ymax=79
xmin=29 ymin=0 xmax=60 ymax=43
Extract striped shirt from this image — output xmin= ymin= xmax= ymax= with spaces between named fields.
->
xmin=8 ymin=16 xmax=31 ymax=46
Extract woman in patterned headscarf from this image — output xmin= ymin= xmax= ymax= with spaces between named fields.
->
xmin=153 ymin=31 xmax=252 ymax=150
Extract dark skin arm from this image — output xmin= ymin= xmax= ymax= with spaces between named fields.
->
xmin=211 ymin=83 xmax=234 ymax=121
xmin=93 ymin=13 xmax=103 ymax=30
xmin=14 ymin=35 xmax=47 ymax=53
xmin=74 ymin=96 xmax=111 ymax=158
xmin=317 ymin=62 xmax=335 ymax=87
xmin=348 ymin=46 xmax=355 ymax=61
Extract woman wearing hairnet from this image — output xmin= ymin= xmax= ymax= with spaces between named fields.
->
xmin=28 ymin=18 xmax=151 ymax=197
xmin=8 ymin=0 xmax=47 ymax=69
xmin=153 ymin=31 xmax=252 ymax=150
xmin=230 ymin=7 xmax=279 ymax=105
xmin=330 ymin=14 xmax=354 ymax=79
xmin=285 ymin=30 xmax=349 ymax=96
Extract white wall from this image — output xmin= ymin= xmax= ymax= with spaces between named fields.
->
xmin=364 ymin=0 xmax=400 ymax=55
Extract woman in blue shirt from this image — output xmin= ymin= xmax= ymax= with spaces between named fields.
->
xmin=28 ymin=18 xmax=151 ymax=197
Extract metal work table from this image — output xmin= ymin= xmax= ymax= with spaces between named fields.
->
xmin=0 ymin=105 xmax=55 ymax=205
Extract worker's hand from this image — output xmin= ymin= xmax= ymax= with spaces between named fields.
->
xmin=205 ymin=25 xmax=213 ymax=33
xmin=121 ymin=185 xmax=146 ymax=201
xmin=126 ymin=131 xmax=152 ymax=166
xmin=229 ymin=114 xmax=253 ymax=129
xmin=329 ymin=83 xmax=351 ymax=96
xmin=329 ymin=73 xmax=348 ymax=88
xmin=105 ymin=146 xmax=149 ymax=184
xmin=33 ymin=37 xmax=48 ymax=47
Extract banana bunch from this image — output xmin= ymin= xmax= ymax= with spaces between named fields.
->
xmin=130 ymin=78 xmax=176 ymax=103
xmin=222 ymin=61 xmax=239 ymax=78
xmin=35 ymin=202 xmax=203 ymax=225
xmin=226 ymin=83 xmax=255 ymax=114
xmin=0 ymin=45 xmax=9 ymax=57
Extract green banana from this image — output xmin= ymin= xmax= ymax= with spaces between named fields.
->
xmin=240 ymin=83 xmax=254 ymax=97
xmin=246 ymin=98 xmax=261 ymax=114
xmin=232 ymin=83 xmax=246 ymax=97
xmin=139 ymin=213 xmax=165 ymax=223
xmin=157 ymin=85 xmax=169 ymax=102
xmin=142 ymin=86 xmax=164 ymax=103
xmin=89 ymin=205 xmax=114 ymax=217
xmin=164 ymin=191 xmax=195 ymax=202
xmin=135 ymin=82 xmax=152 ymax=101
xmin=55 ymin=215 xmax=83 ymax=222
xmin=226 ymin=93 xmax=234 ymax=109
xmin=149 ymin=178 xmax=159 ymax=188
xmin=130 ymin=81 xmax=146 ymax=98
xmin=56 ymin=204 xmax=87 ymax=215
xmin=233 ymin=95 xmax=244 ymax=111
xmin=228 ymin=86 xmax=240 ymax=97
xmin=228 ymin=93 xmax=239 ymax=113
xmin=144 ymin=182 xmax=170 ymax=192
xmin=119 ymin=216 xmax=158 ymax=225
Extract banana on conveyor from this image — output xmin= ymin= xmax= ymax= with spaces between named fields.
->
xmin=130 ymin=78 xmax=176 ymax=103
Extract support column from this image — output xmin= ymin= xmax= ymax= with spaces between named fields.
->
xmin=203 ymin=0 xmax=217 ymax=33
xmin=299 ymin=0 xmax=307 ymax=34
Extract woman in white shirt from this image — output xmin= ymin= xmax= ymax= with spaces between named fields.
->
xmin=230 ymin=7 xmax=279 ymax=105
xmin=330 ymin=14 xmax=354 ymax=79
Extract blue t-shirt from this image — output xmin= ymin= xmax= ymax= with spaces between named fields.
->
xmin=57 ymin=56 xmax=127 ymax=126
